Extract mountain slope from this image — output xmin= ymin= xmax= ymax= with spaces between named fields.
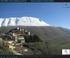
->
xmin=0 ymin=17 xmax=50 ymax=27
xmin=0 ymin=16 xmax=70 ymax=55
xmin=0 ymin=26 xmax=70 ymax=55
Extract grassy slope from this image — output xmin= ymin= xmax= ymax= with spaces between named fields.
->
xmin=0 ymin=26 xmax=70 ymax=55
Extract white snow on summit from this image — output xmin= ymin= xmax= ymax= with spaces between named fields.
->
xmin=0 ymin=16 xmax=50 ymax=27
xmin=0 ymin=18 xmax=4 ymax=26
xmin=8 ymin=18 xmax=16 ymax=26
xmin=2 ymin=18 xmax=9 ymax=26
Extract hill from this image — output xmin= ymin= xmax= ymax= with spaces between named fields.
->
xmin=0 ymin=26 xmax=70 ymax=55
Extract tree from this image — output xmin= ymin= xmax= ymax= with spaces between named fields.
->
xmin=33 ymin=34 xmax=42 ymax=42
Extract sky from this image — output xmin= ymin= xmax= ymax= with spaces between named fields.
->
xmin=0 ymin=3 xmax=70 ymax=29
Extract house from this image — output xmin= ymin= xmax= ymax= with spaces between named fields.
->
xmin=12 ymin=30 xmax=24 ymax=36
xmin=2 ymin=27 xmax=40 ymax=44
xmin=14 ymin=43 xmax=23 ymax=53
xmin=28 ymin=32 xmax=31 ymax=36
xmin=3 ymin=37 xmax=15 ymax=48
xmin=8 ymin=41 xmax=15 ymax=50
xmin=16 ymin=35 xmax=25 ymax=44
xmin=9 ymin=45 xmax=15 ymax=50
xmin=6 ymin=27 xmax=25 ymax=43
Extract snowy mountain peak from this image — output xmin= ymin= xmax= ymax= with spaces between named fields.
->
xmin=0 ymin=16 xmax=50 ymax=27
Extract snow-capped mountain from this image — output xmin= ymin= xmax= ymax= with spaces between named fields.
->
xmin=0 ymin=16 xmax=50 ymax=27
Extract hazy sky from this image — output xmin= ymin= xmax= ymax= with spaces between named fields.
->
xmin=0 ymin=3 xmax=70 ymax=29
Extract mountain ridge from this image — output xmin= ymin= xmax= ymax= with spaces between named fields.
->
xmin=0 ymin=16 xmax=50 ymax=27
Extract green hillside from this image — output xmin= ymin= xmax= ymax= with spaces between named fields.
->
xmin=0 ymin=26 xmax=70 ymax=55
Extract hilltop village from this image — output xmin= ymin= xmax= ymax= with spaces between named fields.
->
xmin=0 ymin=27 xmax=43 ymax=55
